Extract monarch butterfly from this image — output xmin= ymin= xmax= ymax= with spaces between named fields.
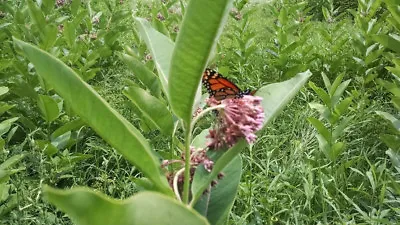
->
xmin=202 ymin=68 xmax=253 ymax=101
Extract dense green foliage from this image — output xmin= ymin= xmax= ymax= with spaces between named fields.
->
xmin=0 ymin=0 xmax=399 ymax=224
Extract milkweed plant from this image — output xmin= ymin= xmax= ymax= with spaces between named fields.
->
xmin=13 ymin=0 xmax=311 ymax=224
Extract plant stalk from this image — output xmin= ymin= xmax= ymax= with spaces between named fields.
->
xmin=182 ymin=123 xmax=192 ymax=204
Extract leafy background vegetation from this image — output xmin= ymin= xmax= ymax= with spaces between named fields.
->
xmin=0 ymin=0 xmax=399 ymax=224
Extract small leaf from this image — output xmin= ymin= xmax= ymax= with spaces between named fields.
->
xmin=42 ymin=24 xmax=58 ymax=51
xmin=321 ymin=72 xmax=331 ymax=92
xmin=0 ymin=117 xmax=19 ymax=136
xmin=37 ymin=94 xmax=61 ymax=123
xmin=386 ymin=149 xmax=400 ymax=169
xmin=134 ymin=18 xmax=174 ymax=97
xmin=0 ymin=87 xmax=9 ymax=97
xmin=322 ymin=7 xmax=331 ymax=22
xmin=331 ymin=142 xmax=345 ymax=161
xmin=36 ymin=140 xmax=59 ymax=156
xmin=376 ymin=111 xmax=400 ymax=131
xmin=63 ymin=21 xmax=76 ymax=48
xmin=0 ymin=154 xmax=25 ymax=170
xmin=332 ymin=117 xmax=352 ymax=141
xmin=335 ymin=97 xmax=353 ymax=116
xmin=120 ymin=54 xmax=161 ymax=97
xmin=51 ymin=118 xmax=85 ymax=139
xmin=71 ymin=0 xmax=80 ymax=16
xmin=380 ymin=134 xmax=400 ymax=152
xmin=192 ymin=129 xmax=209 ymax=149
xmin=373 ymin=34 xmax=400 ymax=54
xmin=309 ymin=81 xmax=331 ymax=107
xmin=330 ymin=73 xmax=344 ymax=96
xmin=315 ymin=134 xmax=331 ymax=160
xmin=41 ymin=0 xmax=55 ymax=14
xmin=123 ymin=86 xmax=173 ymax=136
xmin=27 ymin=0 xmax=46 ymax=37
xmin=331 ymin=79 xmax=351 ymax=106
xmin=308 ymin=117 xmax=331 ymax=142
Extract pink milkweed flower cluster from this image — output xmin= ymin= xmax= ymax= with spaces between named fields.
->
xmin=207 ymin=95 xmax=264 ymax=149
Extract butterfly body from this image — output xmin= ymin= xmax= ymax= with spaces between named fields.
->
xmin=202 ymin=68 xmax=252 ymax=101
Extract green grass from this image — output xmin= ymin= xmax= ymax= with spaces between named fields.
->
xmin=1 ymin=0 xmax=399 ymax=224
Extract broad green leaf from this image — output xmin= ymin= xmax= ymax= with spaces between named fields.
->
xmin=308 ymin=117 xmax=332 ymax=142
xmin=0 ymin=154 xmax=25 ymax=170
xmin=192 ymin=129 xmax=209 ymax=149
xmin=321 ymin=72 xmax=331 ymax=92
xmin=64 ymin=21 xmax=76 ymax=48
xmin=332 ymin=117 xmax=352 ymax=141
xmin=381 ymin=134 xmax=400 ymax=152
xmin=51 ymin=118 xmax=85 ymax=139
xmin=191 ymin=141 xmax=246 ymax=207
xmin=378 ymin=78 xmax=400 ymax=97
xmin=278 ymin=7 xmax=288 ymax=28
xmin=384 ymin=0 xmax=400 ymax=28
xmin=27 ymin=0 xmax=46 ymax=37
xmin=322 ymin=7 xmax=331 ymax=22
xmin=195 ymin=156 xmax=242 ymax=225
xmin=43 ymin=187 xmax=209 ymax=225
xmin=331 ymin=142 xmax=345 ymax=161
xmin=368 ymin=0 xmax=383 ymax=17
xmin=330 ymin=73 xmax=344 ymax=96
xmin=13 ymin=38 xmax=172 ymax=195
xmin=0 ymin=117 xmax=19 ymax=136
xmin=393 ymin=96 xmax=400 ymax=110
xmin=37 ymin=94 xmax=60 ymax=123
xmin=332 ymin=79 xmax=351 ymax=106
xmin=120 ymin=54 xmax=161 ymax=97
xmin=318 ymin=27 xmax=332 ymax=43
xmin=281 ymin=41 xmax=301 ymax=54
xmin=0 ymin=170 xmax=10 ymax=183
xmin=41 ymin=0 xmax=54 ymax=14
xmin=123 ymin=86 xmax=173 ymax=136
xmin=257 ymin=70 xmax=312 ymax=126
xmin=315 ymin=133 xmax=331 ymax=160
xmin=51 ymin=131 xmax=72 ymax=150
xmin=309 ymin=81 xmax=331 ymax=107
xmin=169 ymin=0 xmax=234 ymax=123
xmin=6 ymin=126 xmax=18 ymax=143
xmin=134 ymin=18 xmax=174 ymax=96
xmin=309 ymin=102 xmax=331 ymax=121
xmin=36 ymin=140 xmax=59 ymax=156
xmin=0 ymin=103 xmax=14 ymax=117
xmin=335 ymin=97 xmax=353 ymax=116
xmin=111 ymin=10 xmax=130 ymax=24
xmin=42 ymin=24 xmax=58 ymax=51
xmin=373 ymin=34 xmax=400 ymax=54
xmin=153 ymin=19 xmax=170 ymax=38
xmin=283 ymin=64 xmax=307 ymax=79
xmin=0 ymin=87 xmax=9 ymax=97
xmin=0 ymin=193 xmax=18 ymax=216
xmin=365 ymin=48 xmax=385 ymax=65
xmin=376 ymin=111 xmax=400 ymax=131
xmin=386 ymin=66 xmax=400 ymax=78
xmin=71 ymin=0 xmax=80 ymax=16
xmin=386 ymin=149 xmax=400 ymax=173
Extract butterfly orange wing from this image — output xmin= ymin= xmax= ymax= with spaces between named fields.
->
xmin=202 ymin=69 xmax=243 ymax=101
